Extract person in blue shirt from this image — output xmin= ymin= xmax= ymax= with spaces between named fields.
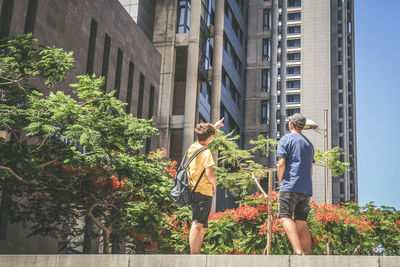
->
xmin=277 ymin=113 xmax=314 ymax=255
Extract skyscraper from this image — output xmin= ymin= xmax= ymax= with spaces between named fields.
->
xmin=122 ymin=0 xmax=358 ymax=205
xmin=244 ymin=0 xmax=357 ymax=204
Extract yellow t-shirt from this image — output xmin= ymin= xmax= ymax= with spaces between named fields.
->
xmin=187 ymin=142 xmax=215 ymax=196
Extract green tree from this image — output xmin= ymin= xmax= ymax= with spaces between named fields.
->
xmin=0 ymin=34 xmax=175 ymax=253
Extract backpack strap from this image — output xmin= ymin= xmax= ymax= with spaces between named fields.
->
xmin=183 ymin=147 xmax=208 ymax=169
xmin=192 ymin=168 xmax=206 ymax=193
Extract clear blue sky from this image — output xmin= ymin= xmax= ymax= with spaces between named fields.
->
xmin=355 ymin=0 xmax=400 ymax=209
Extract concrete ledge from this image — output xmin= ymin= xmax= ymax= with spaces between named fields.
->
xmin=0 ymin=255 xmax=397 ymax=267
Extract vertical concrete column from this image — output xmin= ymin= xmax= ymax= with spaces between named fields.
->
xmin=279 ymin=0 xmax=288 ymax=138
xmin=210 ymin=0 xmax=224 ymax=213
xmin=182 ymin=0 xmax=202 ymax=151
xmin=153 ymin=0 xmax=178 ymax=153
xmin=269 ymin=0 xmax=279 ymax=168
xmin=210 ymin=0 xmax=224 ymax=124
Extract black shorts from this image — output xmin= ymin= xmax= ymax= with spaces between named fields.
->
xmin=192 ymin=192 xmax=212 ymax=228
xmin=278 ymin=191 xmax=311 ymax=221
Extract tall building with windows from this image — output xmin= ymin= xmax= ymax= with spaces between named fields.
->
xmin=244 ymin=0 xmax=357 ymax=204
xmin=121 ymin=0 xmax=357 ymax=206
xmin=121 ymin=0 xmax=247 ymax=210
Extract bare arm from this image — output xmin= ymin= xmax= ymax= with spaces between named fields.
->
xmin=277 ymin=157 xmax=286 ymax=186
xmin=205 ymin=166 xmax=217 ymax=193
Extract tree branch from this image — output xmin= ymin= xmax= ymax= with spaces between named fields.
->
xmin=29 ymin=137 xmax=48 ymax=154
xmin=88 ymin=201 xmax=112 ymax=254
xmin=0 ymin=166 xmax=24 ymax=182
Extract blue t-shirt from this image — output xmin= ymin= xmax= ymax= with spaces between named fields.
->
xmin=277 ymin=132 xmax=314 ymax=195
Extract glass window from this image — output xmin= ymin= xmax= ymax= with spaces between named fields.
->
xmin=339 ymin=122 xmax=344 ymax=133
xmin=286 ymin=94 xmax=300 ymax=103
xmin=339 ymin=107 xmax=343 ymax=118
xmin=339 ymin=92 xmax=343 ymax=104
xmin=263 ymin=9 xmax=271 ymax=31
xmin=338 ymin=65 xmax=343 ymax=75
xmin=287 ymin=80 xmax=300 ymax=89
xmin=262 ymin=39 xmax=271 ymax=61
xmin=177 ymin=0 xmax=191 ymax=33
xmin=287 ymin=52 xmax=300 ymax=61
xmin=340 ymin=182 xmax=344 ymax=195
xmin=287 ymin=66 xmax=300 ymax=75
xmin=286 ymin=108 xmax=300 ymax=116
xmin=288 ymin=12 xmax=301 ymax=21
xmin=261 ymin=100 xmax=269 ymax=124
xmin=288 ymin=25 xmax=301 ymax=34
xmin=338 ymin=79 xmax=343 ymax=89
xmin=288 ymin=0 xmax=301 ymax=8
xmin=338 ymin=37 xmax=342 ymax=48
xmin=338 ymin=51 xmax=343 ymax=61
xmin=262 ymin=69 xmax=270 ymax=92
xmin=287 ymin=39 xmax=301 ymax=48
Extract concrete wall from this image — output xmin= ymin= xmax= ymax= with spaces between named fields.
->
xmin=0 ymin=255 xmax=399 ymax=267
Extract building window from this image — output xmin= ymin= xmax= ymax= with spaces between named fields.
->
xmin=0 ymin=0 xmax=14 ymax=38
xmin=137 ymin=73 xmax=145 ymax=118
xmin=288 ymin=25 xmax=301 ymax=34
xmin=177 ymin=0 xmax=191 ymax=33
xmin=338 ymin=23 xmax=343 ymax=34
xmin=339 ymin=136 xmax=344 ymax=148
xmin=263 ymin=9 xmax=271 ymax=31
xmin=339 ymin=92 xmax=343 ymax=104
xmin=114 ymin=48 xmax=124 ymax=99
xmin=338 ymin=65 xmax=343 ymax=75
xmin=262 ymin=69 xmax=270 ymax=92
xmin=339 ymin=122 xmax=344 ymax=133
xmin=86 ymin=18 xmax=98 ymax=75
xmin=262 ymin=39 xmax=271 ymax=61
xmin=287 ymin=80 xmax=300 ymax=89
xmin=340 ymin=182 xmax=344 ymax=195
xmin=287 ymin=52 xmax=300 ymax=61
xmin=338 ymin=79 xmax=343 ymax=89
xmin=338 ymin=51 xmax=343 ymax=61
xmin=286 ymin=94 xmax=300 ymax=103
xmin=101 ymin=34 xmax=111 ymax=91
xmin=261 ymin=100 xmax=269 ymax=124
xmin=338 ymin=10 xmax=343 ymax=20
xmin=287 ymin=66 xmax=300 ymax=75
xmin=286 ymin=108 xmax=300 ymax=116
xmin=339 ymin=107 xmax=343 ymax=118
xmin=288 ymin=12 xmax=301 ymax=21
xmin=288 ymin=0 xmax=301 ymax=8
xmin=338 ymin=37 xmax=342 ymax=48
xmin=201 ymin=82 xmax=211 ymax=104
xmin=287 ymin=39 xmax=301 ymax=48
xmin=24 ymin=0 xmax=38 ymax=34
xmin=125 ymin=61 xmax=135 ymax=113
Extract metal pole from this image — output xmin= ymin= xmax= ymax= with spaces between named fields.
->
xmin=266 ymin=169 xmax=273 ymax=255
xmin=324 ymin=109 xmax=329 ymax=204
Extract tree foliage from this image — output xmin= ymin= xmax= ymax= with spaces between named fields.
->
xmin=0 ymin=34 xmax=174 ymax=253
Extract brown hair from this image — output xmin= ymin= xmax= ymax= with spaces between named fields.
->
xmin=195 ymin=123 xmax=216 ymax=141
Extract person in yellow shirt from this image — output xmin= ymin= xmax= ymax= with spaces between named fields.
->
xmin=188 ymin=118 xmax=224 ymax=254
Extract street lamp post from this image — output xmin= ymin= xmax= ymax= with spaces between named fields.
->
xmin=304 ymin=109 xmax=330 ymax=204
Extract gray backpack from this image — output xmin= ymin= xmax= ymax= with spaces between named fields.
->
xmin=170 ymin=147 xmax=208 ymax=207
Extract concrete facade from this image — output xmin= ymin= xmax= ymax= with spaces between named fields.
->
xmin=0 ymin=255 xmax=395 ymax=267
xmin=0 ymin=0 xmax=161 ymax=253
